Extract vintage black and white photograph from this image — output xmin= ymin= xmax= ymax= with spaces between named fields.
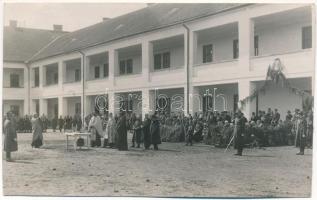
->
xmin=1 ymin=1 xmax=316 ymax=198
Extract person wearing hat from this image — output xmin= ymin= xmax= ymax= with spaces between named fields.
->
xmin=150 ymin=112 xmax=161 ymax=150
xmin=297 ymin=111 xmax=307 ymax=155
xmin=116 ymin=111 xmax=128 ymax=151
xmin=3 ymin=112 xmax=18 ymax=161
xmin=142 ymin=114 xmax=151 ymax=150
xmin=234 ymin=110 xmax=247 ymax=156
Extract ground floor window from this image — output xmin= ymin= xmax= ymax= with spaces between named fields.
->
xmin=75 ymin=103 xmax=81 ymax=115
xmin=10 ymin=105 xmax=19 ymax=116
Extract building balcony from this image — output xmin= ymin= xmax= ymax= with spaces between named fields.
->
xmin=193 ymin=59 xmax=239 ymax=84
xmin=149 ymin=65 xmax=186 ymax=87
xmin=63 ymin=81 xmax=82 ymax=97
xmin=114 ymin=73 xmax=144 ymax=91
xmin=3 ymin=87 xmax=26 ymax=100
xmin=85 ymin=78 xmax=111 ymax=95
xmin=250 ymin=49 xmax=314 ymax=77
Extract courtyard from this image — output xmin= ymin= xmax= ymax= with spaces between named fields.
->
xmin=2 ymin=132 xmax=312 ymax=198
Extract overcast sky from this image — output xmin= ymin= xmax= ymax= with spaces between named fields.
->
xmin=4 ymin=3 xmax=147 ymax=31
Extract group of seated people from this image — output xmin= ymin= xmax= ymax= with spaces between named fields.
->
xmin=10 ymin=107 xmax=313 ymax=150
xmin=148 ymin=108 xmax=313 ymax=148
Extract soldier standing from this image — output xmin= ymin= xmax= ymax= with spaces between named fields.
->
xmin=234 ymin=111 xmax=247 ymax=156
xmin=297 ymin=112 xmax=307 ymax=155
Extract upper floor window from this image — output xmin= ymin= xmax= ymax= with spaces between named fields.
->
xmin=103 ymin=63 xmax=109 ymax=77
xmin=34 ymin=68 xmax=39 ymax=87
xmin=53 ymin=73 xmax=58 ymax=84
xmin=233 ymin=39 xmax=239 ymax=59
xmin=203 ymin=44 xmax=213 ymax=63
xmin=119 ymin=59 xmax=133 ymax=75
xmin=94 ymin=66 xmax=100 ymax=78
xmin=254 ymin=35 xmax=259 ymax=56
xmin=10 ymin=74 xmax=19 ymax=88
xmin=302 ymin=26 xmax=312 ymax=49
xmin=154 ymin=52 xmax=170 ymax=70
xmin=75 ymin=69 xmax=81 ymax=82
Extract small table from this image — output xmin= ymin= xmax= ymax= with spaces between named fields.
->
xmin=65 ymin=132 xmax=91 ymax=151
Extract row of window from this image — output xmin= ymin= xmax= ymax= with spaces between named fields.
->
xmin=202 ymin=26 xmax=311 ymax=63
xmin=29 ymin=26 xmax=312 ymax=87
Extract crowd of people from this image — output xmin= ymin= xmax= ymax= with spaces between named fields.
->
xmin=14 ymin=114 xmax=83 ymax=133
xmin=2 ymin=106 xmax=313 ymax=161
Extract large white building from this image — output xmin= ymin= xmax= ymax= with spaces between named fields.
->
xmin=3 ymin=3 xmax=315 ymax=120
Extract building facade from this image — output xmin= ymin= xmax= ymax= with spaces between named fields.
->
xmin=3 ymin=3 xmax=315 ymax=121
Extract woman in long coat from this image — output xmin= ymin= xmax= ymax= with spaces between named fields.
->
xmin=116 ymin=112 xmax=128 ymax=151
xmin=106 ymin=113 xmax=117 ymax=148
xmin=31 ymin=114 xmax=43 ymax=148
xmin=150 ymin=113 xmax=161 ymax=150
xmin=3 ymin=112 xmax=18 ymax=161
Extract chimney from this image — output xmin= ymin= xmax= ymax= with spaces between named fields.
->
xmin=9 ymin=20 xmax=17 ymax=28
xmin=102 ymin=17 xmax=110 ymax=22
xmin=53 ymin=24 xmax=63 ymax=32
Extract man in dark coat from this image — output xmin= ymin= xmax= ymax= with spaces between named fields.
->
xmin=142 ymin=114 xmax=151 ymax=150
xmin=31 ymin=114 xmax=43 ymax=148
xmin=52 ymin=116 xmax=58 ymax=132
xmin=150 ymin=113 xmax=161 ymax=150
xmin=58 ymin=116 xmax=64 ymax=133
xmin=234 ymin=111 xmax=247 ymax=156
xmin=297 ymin=112 xmax=307 ymax=155
xmin=116 ymin=112 xmax=128 ymax=151
xmin=3 ymin=112 xmax=18 ymax=162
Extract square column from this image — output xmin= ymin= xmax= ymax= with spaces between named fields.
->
xmin=108 ymin=49 xmax=118 ymax=86
xmin=39 ymin=65 xmax=44 ymax=89
xmin=238 ymin=15 xmax=254 ymax=73
xmin=142 ymin=41 xmax=153 ymax=82
xmin=24 ymin=67 xmax=29 ymax=115
xmin=188 ymin=86 xmax=201 ymax=116
xmin=58 ymin=61 xmax=63 ymax=88
xmin=187 ymin=31 xmax=198 ymax=116
xmin=238 ymin=80 xmax=256 ymax=119
xmin=58 ymin=97 xmax=69 ymax=117
xmin=39 ymin=98 xmax=48 ymax=116
xmin=107 ymin=92 xmax=115 ymax=115
xmin=141 ymin=89 xmax=155 ymax=119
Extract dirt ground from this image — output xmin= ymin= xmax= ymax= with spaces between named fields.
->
xmin=2 ymin=132 xmax=312 ymax=198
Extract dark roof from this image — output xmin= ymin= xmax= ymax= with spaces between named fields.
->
xmin=3 ymin=26 xmax=66 ymax=62
xmin=29 ymin=3 xmax=250 ymax=62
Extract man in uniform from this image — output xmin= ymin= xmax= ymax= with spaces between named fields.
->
xmin=297 ymin=112 xmax=307 ymax=155
xmin=234 ymin=110 xmax=247 ymax=156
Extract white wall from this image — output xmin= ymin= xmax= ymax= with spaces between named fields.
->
xmin=152 ymin=45 xmax=184 ymax=70
xmin=117 ymin=53 xmax=142 ymax=75
xmin=47 ymin=99 xmax=58 ymax=119
xmin=197 ymin=84 xmax=238 ymax=113
xmin=45 ymin=65 xmax=58 ymax=85
xmin=67 ymin=97 xmax=81 ymax=117
xmin=196 ymin=32 xmax=237 ymax=64
xmin=114 ymin=92 xmax=142 ymax=116
xmin=256 ymin=77 xmax=311 ymax=119
xmin=156 ymin=88 xmax=184 ymax=113
xmin=65 ymin=65 xmax=81 ymax=83
xmin=256 ymin=21 xmax=311 ymax=56
xmin=88 ymin=54 xmax=108 ymax=80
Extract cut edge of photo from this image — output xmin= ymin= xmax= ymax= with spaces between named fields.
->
xmin=1 ymin=0 xmax=317 ymax=199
